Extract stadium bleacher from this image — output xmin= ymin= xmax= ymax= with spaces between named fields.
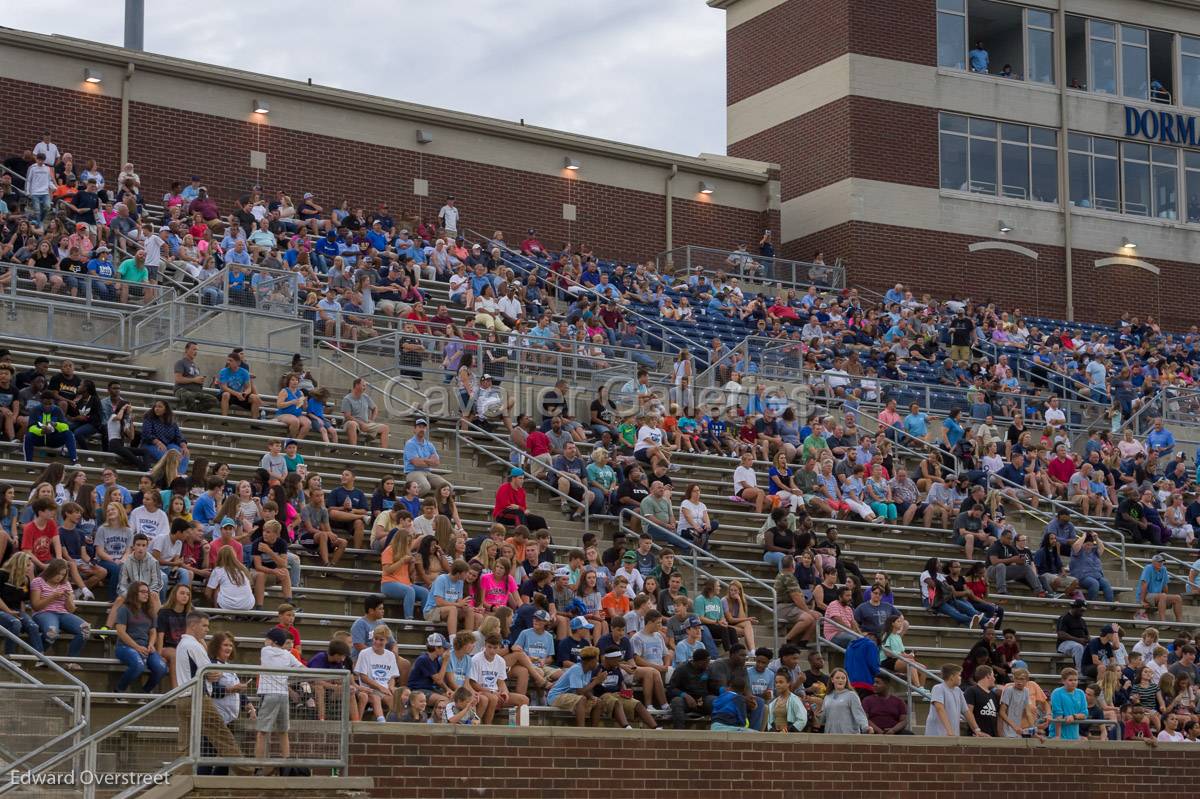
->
xmin=1 ymin=135 xmax=1200 ymax=780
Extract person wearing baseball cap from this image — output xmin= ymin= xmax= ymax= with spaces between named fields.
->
xmin=403 ymin=415 xmax=450 ymax=497
xmin=666 ymin=647 xmax=716 ymax=729
xmin=546 ymin=645 xmax=604 ymax=726
xmin=1055 ymin=598 xmax=1090 ymax=672
xmin=1136 ymin=552 xmax=1184 ymax=623
xmin=593 ymin=648 xmax=660 ymax=729
xmin=556 ymin=617 xmax=595 ymax=668
xmin=258 ymin=625 xmax=304 ymax=752
xmin=406 ymin=633 xmax=451 ymax=710
xmin=209 ymin=517 xmax=243 ymax=568
xmin=492 ymin=466 xmax=548 ymax=532
xmin=510 ymin=608 xmax=562 ymax=699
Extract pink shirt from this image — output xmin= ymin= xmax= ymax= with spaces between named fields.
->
xmin=31 ymin=576 xmax=70 ymax=614
xmin=822 ymin=600 xmax=855 ymax=640
xmin=1048 ymin=456 xmax=1076 ymax=484
xmin=479 ymin=573 xmax=516 ymax=608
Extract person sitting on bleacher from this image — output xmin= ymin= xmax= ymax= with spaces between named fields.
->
xmin=23 ymin=391 xmax=77 ymax=465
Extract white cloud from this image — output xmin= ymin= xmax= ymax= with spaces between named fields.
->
xmin=9 ymin=0 xmax=727 ymax=155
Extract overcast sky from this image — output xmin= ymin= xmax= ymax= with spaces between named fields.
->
xmin=9 ymin=0 xmax=728 ymax=156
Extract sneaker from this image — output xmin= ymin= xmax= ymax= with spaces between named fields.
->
xmin=985 ymin=616 xmax=998 ymax=628
xmin=1134 ymin=610 xmax=1148 ymax=621
xmin=969 ymin=613 xmax=983 ymax=629
xmin=668 ymin=464 xmax=681 ymax=473
xmin=656 ymin=704 xmax=671 ymax=713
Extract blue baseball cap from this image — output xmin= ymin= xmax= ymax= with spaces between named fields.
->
xmin=220 ymin=517 xmax=236 ymax=528
xmin=569 ymin=616 xmax=594 ymax=632
xmin=510 ymin=467 xmax=525 ymax=478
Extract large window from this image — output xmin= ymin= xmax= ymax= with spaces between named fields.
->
xmin=936 ymin=0 xmax=1055 ymax=83
xmin=938 ymin=0 xmax=967 ymax=70
xmin=1120 ymin=25 xmax=1149 ymax=100
xmin=1068 ymin=134 xmax=1119 ymax=212
xmin=1026 ymin=9 xmax=1055 ymax=84
xmin=1068 ymin=16 xmax=1175 ymax=101
xmin=940 ymin=113 xmax=1058 ymax=203
xmin=1088 ymin=20 xmax=1118 ymax=94
xmin=1070 ymin=133 xmax=1197 ymax=221
xmin=1183 ymin=36 xmax=1200 ymax=108
xmin=1186 ymin=151 xmax=1200 ymax=223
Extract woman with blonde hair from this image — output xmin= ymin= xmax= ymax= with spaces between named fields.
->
xmin=0 ymin=552 xmax=44 ymax=653
xmin=149 ymin=449 xmax=184 ymax=490
xmin=722 ymin=579 xmax=757 ymax=651
xmin=205 ymin=546 xmax=261 ymax=611
xmin=476 ymin=539 xmax=499 ymax=573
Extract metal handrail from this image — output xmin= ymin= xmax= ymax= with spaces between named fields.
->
xmin=0 ymin=626 xmax=90 ymax=774
xmin=4 ymin=664 xmax=351 ymax=799
xmin=318 ymin=339 xmax=427 ymax=416
xmin=453 ymin=419 xmax=589 ymax=528
xmin=815 ymin=613 xmax=940 ymax=732
xmin=1 ymin=260 xmax=177 ymax=310
xmin=616 ymin=505 xmax=780 ymax=649
xmin=463 ymin=228 xmax=692 ymax=355
xmin=654 ymin=244 xmax=846 ymax=291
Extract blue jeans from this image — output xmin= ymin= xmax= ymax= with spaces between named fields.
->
xmin=763 ymin=551 xmax=790 ymax=572
xmin=923 ymin=596 xmax=979 ymax=627
xmin=28 ymin=194 xmax=51 ymax=223
xmin=381 ymin=582 xmax=430 ymax=619
xmin=0 ymin=611 xmax=42 ymax=654
xmin=1078 ymin=575 xmax=1114 ymax=602
xmin=114 ymin=644 xmax=168 ymax=692
xmin=23 ymin=430 xmax=77 ymax=462
xmin=97 ymin=560 xmax=123 ymax=600
xmin=33 ymin=611 xmax=89 ymax=656
xmin=142 ymin=443 xmax=189 ymax=474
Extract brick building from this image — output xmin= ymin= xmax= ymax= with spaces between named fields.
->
xmin=0 ymin=29 xmax=778 ymax=269
xmin=712 ymin=0 xmax=1200 ymax=328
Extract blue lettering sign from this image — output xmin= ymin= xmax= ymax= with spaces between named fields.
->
xmin=1178 ymin=114 xmax=1197 ymax=147
xmin=1124 ymin=106 xmax=1200 ymax=146
xmin=1126 ymin=106 xmax=1143 ymax=138
xmin=1160 ymin=111 xmax=1176 ymax=143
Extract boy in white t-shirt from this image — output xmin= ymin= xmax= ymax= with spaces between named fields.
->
xmin=354 ymin=624 xmax=401 ymax=722
xmin=468 ymin=634 xmax=528 ymax=724
xmin=444 ymin=686 xmax=481 ymax=724
xmin=257 ymin=628 xmax=303 ymax=766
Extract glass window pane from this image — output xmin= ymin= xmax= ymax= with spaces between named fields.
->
xmin=1001 ymin=143 xmax=1031 ymax=199
xmin=1122 ymin=43 xmax=1149 ymax=99
xmin=969 ymin=138 xmax=998 ymax=194
xmin=1090 ymin=39 xmax=1117 ymax=94
xmin=940 ymin=133 xmax=969 ymax=190
xmin=1094 ymin=137 xmax=1118 ymax=158
xmin=938 ymin=12 xmax=966 ymax=69
xmin=1069 ymin=152 xmax=1092 ymax=207
xmin=1184 ymin=36 xmax=1200 ymax=57
xmin=1183 ymin=54 xmax=1200 ymax=108
xmin=969 ymin=118 xmax=997 ymax=138
xmin=1123 ymin=159 xmax=1151 ymax=215
xmin=1090 ymin=20 xmax=1116 ymax=40
xmin=1094 ymin=156 xmax=1120 ymax=212
xmin=1121 ymin=25 xmax=1147 ymax=45
xmin=1001 ymin=124 xmax=1028 ymax=142
xmin=1028 ymin=9 xmax=1053 ymax=28
xmin=1068 ymin=133 xmax=1091 ymax=151
xmin=1028 ymin=29 xmax=1054 ymax=84
xmin=940 ymin=113 xmax=968 ymax=133
xmin=1152 ymin=146 xmax=1177 ymax=165
xmin=937 ymin=0 xmax=964 ymax=11
xmin=1187 ymin=170 xmax=1200 ymax=223
xmin=1186 ymin=151 xmax=1200 ymax=170
xmin=1032 ymin=147 xmax=1059 ymax=204
xmin=1032 ymin=128 xmax=1057 ymax=147
xmin=1123 ymin=142 xmax=1149 ymax=162
xmin=1153 ymin=163 xmax=1179 ymax=219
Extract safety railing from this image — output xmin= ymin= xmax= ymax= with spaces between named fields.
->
xmin=0 ymin=625 xmax=91 ymax=776
xmin=318 ymin=340 xmax=427 ymax=417
xmin=617 ymin=506 xmax=780 ymax=650
xmin=0 ymin=294 xmax=130 ymax=351
xmin=815 ymin=614 xmax=939 ymax=733
xmin=453 ymin=419 xmax=590 ymax=529
xmin=2 ymin=664 xmax=351 ymax=799
xmin=463 ymin=229 xmax=691 ymax=355
xmin=655 ymin=245 xmax=846 ymax=290
xmin=1 ymin=260 xmax=176 ymax=311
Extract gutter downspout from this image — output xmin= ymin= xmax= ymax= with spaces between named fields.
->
xmin=120 ymin=62 xmax=136 ymax=166
xmin=1056 ymin=0 xmax=1074 ymax=320
xmin=665 ymin=164 xmax=677 ymax=264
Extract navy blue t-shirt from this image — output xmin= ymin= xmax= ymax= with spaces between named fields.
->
xmin=328 ymin=487 xmax=367 ymax=511
xmin=556 ymin=635 xmax=587 ymax=667
xmin=407 ymin=653 xmax=442 ymax=691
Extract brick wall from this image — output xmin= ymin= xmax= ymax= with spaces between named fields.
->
xmin=730 ymin=98 xmax=937 ymax=201
xmin=784 ymin=219 xmax=1197 ymax=329
xmin=726 ymin=0 xmax=936 ymax=106
xmin=0 ymin=76 xmax=770 ymax=265
xmin=347 ymin=724 xmax=1200 ymax=799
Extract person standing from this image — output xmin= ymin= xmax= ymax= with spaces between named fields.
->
xmin=173 ymin=612 xmax=250 ymax=772
xmin=925 ymin=664 xmax=968 ymax=736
